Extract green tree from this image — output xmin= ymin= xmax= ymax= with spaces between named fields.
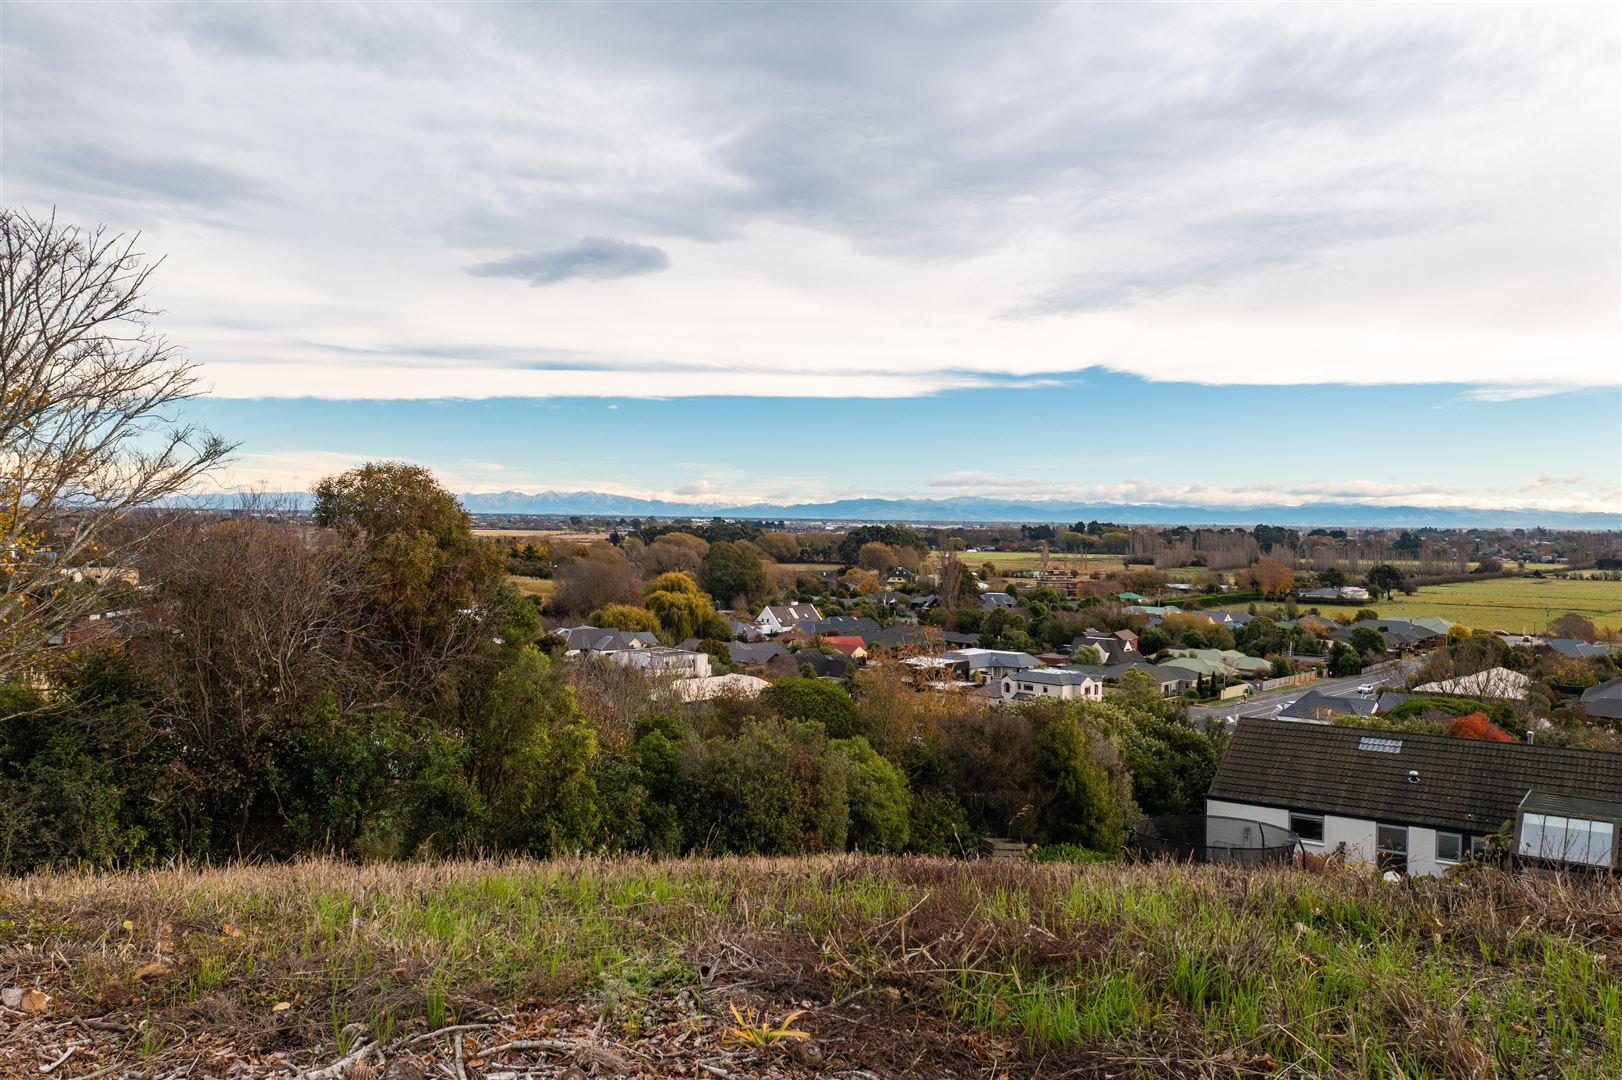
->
xmin=760 ymin=678 xmax=861 ymax=737
xmin=700 ymin=541 xmax=768 ymax=604
xmin=1028 ymin=705 xmax=1129 ymax=851
xmin=834 ymin=737 xmax=910 ymax=852
xmin=684 ymin=720 xmax=848 ymax=854
xmin=312 ymin=461 xmax=508 ymax=686
xmin=1364 ymin=564 xmax=1406 ymax=601
xmin=1349 ymin=626 xmax=1386 ymax=656
xmin=468 ymin=645 xmax=600 ymax=854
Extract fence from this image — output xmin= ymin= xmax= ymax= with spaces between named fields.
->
xmin=1253 ymin=672 xmax=1317 ymax=692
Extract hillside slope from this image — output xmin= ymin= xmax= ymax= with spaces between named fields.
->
xmin=1 ymin=857 xmax=1616 ymax=1078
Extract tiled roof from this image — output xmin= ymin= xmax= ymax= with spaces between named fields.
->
xmin=1280 ymin=690 xmax=1379 ymax=720
xmin=1209 ymin=717 xmax=1622 ymax=835
xmin=1580 ymin=677 xmax=1622 ymax=720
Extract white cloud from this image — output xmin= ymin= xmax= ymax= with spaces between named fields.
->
xmin=0 ymin=3 xmax=1613 ymax=399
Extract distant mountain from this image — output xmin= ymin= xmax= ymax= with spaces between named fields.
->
xmin=171 ymin=489 xmax=1620 ymax=530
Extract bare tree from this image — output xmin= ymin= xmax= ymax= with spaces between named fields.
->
xmin=0 ymin=210 xmax=232 ymax=683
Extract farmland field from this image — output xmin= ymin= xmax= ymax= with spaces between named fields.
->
xmin=506 ymin=574 xmax=554 ymax=600
xmin=1216 ymin=575 xmax=1622 ymax=634
xmin=474 ymin=528 xmax=608 ymax=545
xmin=3 ymin=856 xmax=1617 ymax=1079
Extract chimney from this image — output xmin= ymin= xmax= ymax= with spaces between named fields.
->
xmin=1524 ymin=731 xmax=1534 ymax=745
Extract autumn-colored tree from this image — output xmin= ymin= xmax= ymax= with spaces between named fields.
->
xmin=857 ymin=542 xmax=898 ymax=572
xmin=838 ymin=568 xmax=883 ymax=596
xmin=1550 ymin=657 xmax=1600 ymax=689
xmin=1548 ymin=613 xmax=1598 ymax=642
xmin=755 ymin=531 xmax=801 ymax=562
xmin=1446 ymin=712 xmax=1515 ymax=743
xmin=587 ymin=603 xmax=661 ymax=633
xmin=644 ymin=571 xmax=730 ymax=642
xmin=1239 ymin=557 xmax=1294 ymax=598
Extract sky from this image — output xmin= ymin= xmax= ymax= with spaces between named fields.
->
xmin=2 ymin=2 xmax=1619 ymax=514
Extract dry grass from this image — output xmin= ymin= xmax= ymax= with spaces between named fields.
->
xmin=1 ymin=856 xmax=1617 ymax=1078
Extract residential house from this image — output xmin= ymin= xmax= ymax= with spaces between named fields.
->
xmin=884 ymin=567 xmax=918 ymax=585
xmin=862 ymin=624 xmax=929 ymax=650
xmin=801 ymin=615 xmax=881 ymax=637
xmin=997 ymin=668 xmax=1103 ymax=702
xmin=1063 ymin=660 xmax=1196 ymax=697
xmin=767 ymin=649 xmax=852 ymax=680
xmin=1161 ymin=648 xmax=1272 ymax=680
xmin=754 ymin=603 xmax=823 ymax=635
xmin=727 ymin=640 xmax=791 ymax=666
xmin=1071 ymin=629 xmax=1138 ymax=665
xmin=819 ymin=635 xmax=869 ymax=660
xmin=1374 ymin=692 xmax=1415 ymax=714
xmin=1278 ymin=690 xmax=1380 ymax=723
xmin=943 ymin=648 xmax=1039 ymax=682
xmin=1412 ymin=667 xmax=1531 ymax=701
xmin=1332 ymin=620 xmax=1441 ymax=653
xmin=1299 ymin=585 xmax=1372 ymax=603
xmin=980 ymin=592 xmax=1017 ymax=612
xmin=1200 ymin=611 xmax=1255 ymax=632
xmin=555 ymin=626 xmax=660 ymax=654
xmin=1547 ymin=639 xmax=1613 ymax=660
xmin=909 ymin=594 xmax=939 ymax=612
xmin=1207 ymin=717 xmax=1622 ymax=876
xmin=604 ymin=647 xmax=711 ymax=678
xmin=1580 ymin=676 xmax=1622 ymax=721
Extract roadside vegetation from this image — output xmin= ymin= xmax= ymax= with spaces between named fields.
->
xmin=2 ymin=856 xmax=1617 ymax=1078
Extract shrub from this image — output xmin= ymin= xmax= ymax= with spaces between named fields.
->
xmin=834 ymin=737 xmax=910 ymax=853
xmin=683 ymin=720 xmax=848 ymax=854
xmin=1028 ymin=843 xmax=1117 ymax=864
xmin=905 ymin=789 xmax=972 ymax=856
xmin=759 ymin=678 xmax=860 ymax=737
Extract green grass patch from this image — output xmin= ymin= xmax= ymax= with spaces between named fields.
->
xmin=2 ymin=856 xmax=1617 ymax=1077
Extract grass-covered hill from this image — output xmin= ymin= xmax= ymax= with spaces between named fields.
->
xmin=1 ymin=856 xmax=1616 ymax=1078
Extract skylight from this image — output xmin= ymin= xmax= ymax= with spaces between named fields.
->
xmin=1358 ymin=737 xmax=1404 ymax=754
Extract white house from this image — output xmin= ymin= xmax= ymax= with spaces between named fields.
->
xmin=1412 ymin=667 xmax=1531 ymax=701
xmin=942 ymin=648 xmax=1039 ymax=683
xmin=997 ymin=668 xmax=1103 ymax=702
xmin=603 ymin=647 xmax=712 ymax=678
xmin=1207 ymin=717 xmax=1622 ymax=877
xmin=754 ymin=603 xmax=822 ymax=635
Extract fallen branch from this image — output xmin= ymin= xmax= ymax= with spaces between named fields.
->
xmin=401 ymin=1023 xmax=498 ymax=1048
xmin=39 ymin=1046 xmax=77 ymax=1075
xmin=301 ymin=1039 xmax=375 ymax=1080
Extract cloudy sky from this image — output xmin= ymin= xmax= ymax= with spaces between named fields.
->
xmin=3 ymin=2 xmax=1618 ymax=513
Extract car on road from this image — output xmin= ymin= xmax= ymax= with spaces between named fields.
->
xmin=1356 ymin=683 xmax=1377 ymax=695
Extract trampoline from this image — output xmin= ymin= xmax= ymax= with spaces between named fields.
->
xmin=1131 ymin=814 xmax=1301 ymax=866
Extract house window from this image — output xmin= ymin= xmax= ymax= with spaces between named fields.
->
xmin=1518 ymin=813 xmax=1615 ymax=867
xmin=1376 ymin=824 xmax=1408 ymax=874
xmin=1290 ymin=814 xmax=1325 ymax=844
xmin=1435 ymin=831 xmax=1463 ymax=863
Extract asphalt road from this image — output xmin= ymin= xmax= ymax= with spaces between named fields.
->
xmin=1189 ymin=658 xmax=1423 ymax=731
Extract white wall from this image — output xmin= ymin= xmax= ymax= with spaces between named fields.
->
xmin=1205 ymin=799 xmax=1457 ymax=877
